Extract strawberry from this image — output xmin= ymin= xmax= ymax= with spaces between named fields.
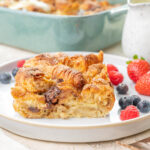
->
xmin=135 ymin=71 xmax=150 ymax=96
xmin=127 ymin=59 xmax=150 ymax=83
xmin=108 ymin=71 xmax=123 ymax=86
xmin=120 ymin=105 xmax=139 ymax=121
xmin=107 ymin=64 xmax=118 ymax=73
xmin=17 ymin=60 xmax=25 ymax=68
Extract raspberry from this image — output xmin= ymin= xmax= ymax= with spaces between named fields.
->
xmin=107 ymin=64 xmax=118 ymax=73
xmin=120 ymin=105 xmax=139 ymax=121
xmin=108 ymin=71 xmax=124 ymax=85
xmin=17 ymin=60 xmax=25 ymax=68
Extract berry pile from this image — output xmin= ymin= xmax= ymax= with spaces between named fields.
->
xmin=119 ymin=95 xmax=150 ymax=121
xmin=118 ymin=55 xmax=150 ymax=121
xmin=119 ymin=95 xmax=141 ymax=109
xmin=0 ymin=59 xmax=25 ymax=84
xmin=107 ymin=64 xmax=124 ymax=86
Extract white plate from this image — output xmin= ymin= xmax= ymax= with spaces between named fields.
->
xmin=0 ymin=52 xmax=150 ymax=143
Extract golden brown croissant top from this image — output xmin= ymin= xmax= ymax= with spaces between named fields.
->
xmin=16 ymin=51 xmax=104 ymax=92
xmin=15 ymin=67 xmax=53 ymax=93
xmin=24 ymin=53 xmax=70 ymax=67
xmin=24 ymin=51 xmax=103 ymax=73
xmin=48 ymin=65 xmax=85 ymax=89
xmin=67 ymin=51 xmax=103 ymax=72
xmin=11 ymin=51 xmax=116 ymax=119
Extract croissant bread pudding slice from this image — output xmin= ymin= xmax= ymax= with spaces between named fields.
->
xmin=11 ymin=51 xmax=115 ymax=119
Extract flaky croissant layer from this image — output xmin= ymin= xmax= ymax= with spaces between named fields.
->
xmin=11 ymin=51 xmax=115 ymax=119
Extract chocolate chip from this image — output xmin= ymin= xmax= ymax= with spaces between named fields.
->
xmin=28 ymin=107 xmax=40 ymax=113
xmin=57 ymin=79 xmax=64 ymax=83
xmin=46 ymin=103 xmax=51 ymax=109
xmin=44 ymin=86 xmax=61 ymax=104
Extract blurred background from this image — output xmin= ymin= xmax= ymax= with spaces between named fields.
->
xmin=0 ymin=0 xmax=127 ymax=53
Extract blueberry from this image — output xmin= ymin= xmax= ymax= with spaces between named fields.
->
xmin=116 ymin=84 xmax=128 ymax=94
xmin=130 ymin=95 xmax=141 ymax=106
xmin=12 ymin=67 xmax=19 ymax=77
xmin=119 ymin=96 xmax=132 ymax=109
xmin=0 ymin=72 xmax=11 ymax=84
xmin=137 ymin=100 xmax=150 ymax=113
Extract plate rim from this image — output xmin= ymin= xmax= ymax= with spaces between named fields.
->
xmin=1 ymin=51 xmax=150 ymax=129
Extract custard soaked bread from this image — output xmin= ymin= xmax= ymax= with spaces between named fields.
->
xmin=11 ymin=51 xmax=115 ymax=119
xmin=0 ymin=0 xmax=119 ymax=16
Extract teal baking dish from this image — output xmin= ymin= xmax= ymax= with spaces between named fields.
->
xmin=0 ymin=0 xmax=127 ymax=53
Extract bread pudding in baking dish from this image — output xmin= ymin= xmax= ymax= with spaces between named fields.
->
xmin=11 ymin=51 xmax=115 ymax=119
xmin=0 ymin=0 xmax=119 ymax=16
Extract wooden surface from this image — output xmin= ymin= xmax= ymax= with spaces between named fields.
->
xmin=0 ymin=43 xmax=150 ymax=150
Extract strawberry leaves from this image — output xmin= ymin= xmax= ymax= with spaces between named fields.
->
xmin=140 ymin=57 xmax=145 ymax=60
xmin=133 ymin=54 xmax=138 ymax=60
xmin=126 ymin=55 xmax=145 ymax=64
xmin=126 ymin=61 xmax=132 ymax=64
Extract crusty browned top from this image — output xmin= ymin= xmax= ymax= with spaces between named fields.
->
xmin=50 ymin=65 xmax=85 ymax=89
xmin=16 ymin=67 xmax=44 ymax=79
xmin=24 ymin=52 xmax=70 ymax=67
xmin=12 ymin=51 xmax=105 ymax=105
xmin=24 ymin=51 xmax=103 ymax=72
